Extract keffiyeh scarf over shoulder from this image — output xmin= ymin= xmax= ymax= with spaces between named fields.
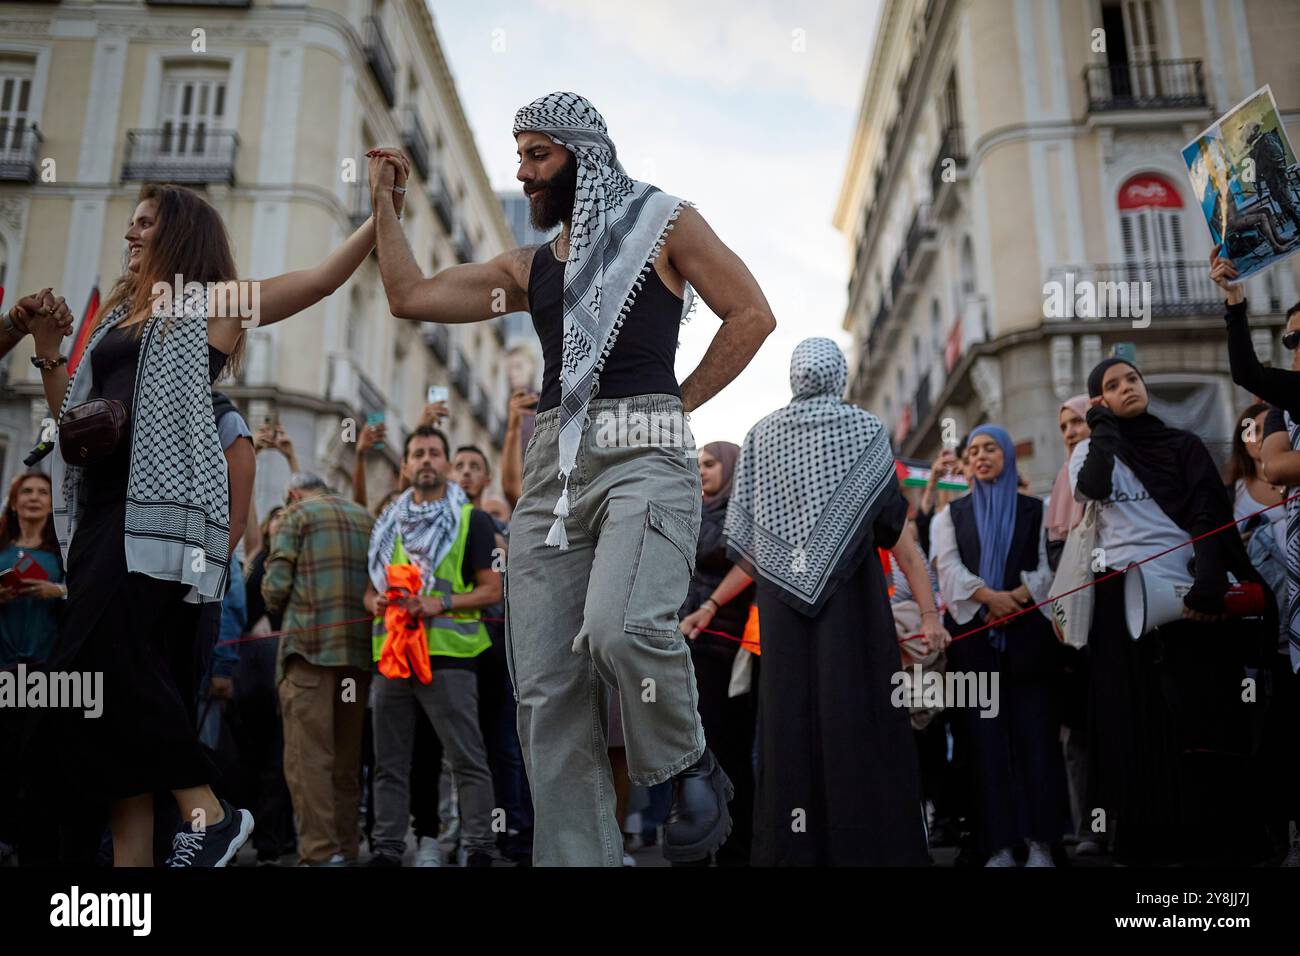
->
xmin=512 ymin=91 xmax=695 ymax=549
xmin=724 ymin=338 xmax=897 ymax=617
xmin=51 ymin=286 xmax=230 ymax=602
xmin=367 ymin=483 xmax=469 ymax=594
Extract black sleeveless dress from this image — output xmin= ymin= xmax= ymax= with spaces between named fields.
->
xmin=36 ymin=324 xmax=229 ymax=803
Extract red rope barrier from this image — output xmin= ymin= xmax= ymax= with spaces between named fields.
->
xmin=204 ymin=490 xmax=1299 ymax=654
xmin=898 ymin=488 xmax=1300 ymax=647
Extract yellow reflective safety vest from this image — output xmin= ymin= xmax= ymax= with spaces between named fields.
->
xmin=371 ymin=503 xmax=491 ymax=662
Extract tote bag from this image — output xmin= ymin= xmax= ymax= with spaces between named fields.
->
xmin=1049 ymin=502 xmax=1099 ymax=648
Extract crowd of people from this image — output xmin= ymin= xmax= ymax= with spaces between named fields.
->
xmin=1 ymin=86 xmax=1298 ymax=869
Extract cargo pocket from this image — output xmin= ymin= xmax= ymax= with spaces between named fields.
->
xmin=624 ymin=500 xmax=698 ymax=643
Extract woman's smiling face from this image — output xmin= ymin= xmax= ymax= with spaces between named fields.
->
xmin=124 ymin=199 xmax=160 ymax=274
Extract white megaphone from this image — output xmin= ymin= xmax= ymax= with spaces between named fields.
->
xmin=1123 ymin=561 xmax=1192 ymax=640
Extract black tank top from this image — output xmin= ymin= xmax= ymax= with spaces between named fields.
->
xmin=527 ymin=242 xmax=683 ymax=412
xmin=83 ymin=324 xmax=229 ymax=504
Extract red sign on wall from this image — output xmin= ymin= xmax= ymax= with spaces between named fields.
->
xmin=1118 ymin=174 xmax=1183 ymax=210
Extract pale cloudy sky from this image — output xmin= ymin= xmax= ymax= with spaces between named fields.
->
xmin=427 ymin=0 xmax=882 ymax=445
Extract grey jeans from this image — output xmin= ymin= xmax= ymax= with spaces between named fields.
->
xmin=505 ymin=393 xmax=706 ymax=866
xmin=371 ymin=667 xmax=496 ymax=858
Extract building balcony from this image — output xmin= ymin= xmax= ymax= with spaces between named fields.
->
xmin=145 ymin=0 xmax=252 ymax=6
xmin=121 ymin=128 xmax=238 ymax=185
xmin=930 ymin=124 xmax=967 ymax=216
xmin=914 ymin=371 xmax=932 ymax=425
xmin=450 ymin=349 xmax=471 ymax=398
xmin=402 ymin=105 xmax=431 ymax=181
xmin=452 ymin=222 xmax=475 ymax=264
xmin=0 ymin=124 xmax=42 ymax=183
xmin=1084 ymin=59 xmax=1207 ymax=114
xmin=888 ymin=205 xmax=937 ymax=318
xmin=428 ymin=169 xmax=455 ymax=234
xmin=1045 ymin=260 xmax=1222 ymax=319
xmin=472 ymin=385 xmax=491 ymax=429
xmin=865 ymin=298 xmax=891 ymax=370
xmin=327 ymin=354 xmax=384 ymax=419
xmin=364 ymin=15 xmax=397 ymax=109
xmin=904 ymin=203 xmax=937 ymax=274
xmin=349 ymin=180 xmax=370 ymax=231
xmin=423 ymin=323 xmax=450 ymax=364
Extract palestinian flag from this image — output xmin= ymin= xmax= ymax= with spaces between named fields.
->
xmin=895 ymin=457 xmax=968 ymax=492
xmin=67 ymin=285 xmax=100 ymax=377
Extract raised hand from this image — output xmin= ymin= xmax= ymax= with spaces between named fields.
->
xmin=419 ymin=400 xmax=449 ymax=429
xmin=507 ymin=390 xmax=539 ymax=428
xmin=27 ymin=290 xmax=73 ymax=355
xmin=366 ymin=147 xmax=410 ymax=217
xmin=1210 ymin=245 xmax=1244 ymax=305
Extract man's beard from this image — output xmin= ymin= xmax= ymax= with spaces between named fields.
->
xmin=414 ymin=469 xmax=445 ymax=495
xmin=527 ymin=153 xmax=577 ymax=231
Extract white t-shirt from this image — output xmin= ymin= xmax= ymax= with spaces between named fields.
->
xmin=1234 ymin=479 xmax=1287 ymax=554
xmin=1069 ymin=438 xmax=1189 ymax=577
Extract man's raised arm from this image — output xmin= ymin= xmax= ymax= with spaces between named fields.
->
xmin=369 ymin=150 xmax=530 ymax=324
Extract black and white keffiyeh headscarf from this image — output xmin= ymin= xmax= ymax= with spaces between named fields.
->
xmin=512 ymin=91 xmax=695 ymax=549
xmin=51 ymin=285 xmax=230 ymax=602
xmin=724 ymin=337 xmax=897 ymax=617
xmin=367 ymin=483 xmax=469 ymax=594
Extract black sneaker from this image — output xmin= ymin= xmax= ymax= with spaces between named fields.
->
xmin=165 ymin=800 xmax=254 ymax=867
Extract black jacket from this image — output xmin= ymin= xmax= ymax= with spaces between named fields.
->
xmin=680 ymin=497 xmax=755 ymax=655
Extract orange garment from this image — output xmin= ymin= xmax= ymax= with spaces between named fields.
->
xmin=879 ymin=547 xmax=894 ymax=598
xmin=740 ymin=603 xmax=761 ymax=656
xmin=378 ymin=563 xmax=432 ymax=684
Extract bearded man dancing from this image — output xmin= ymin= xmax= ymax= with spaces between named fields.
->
xmin=368 ymin=92 xmax=775 ymax=865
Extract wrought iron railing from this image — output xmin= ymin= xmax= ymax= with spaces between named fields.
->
xmin=930 ymin=124 xmax=966 ymax=195
xmin=428 ymin=169 xmax=454 ymax=234
xmin=0 ymin=124 xmax=42 ymax=182
xmin=364 ymin=15 xmax=397 ymax=108
xmin=122 ymin=128 xmax=238 ymax=185
xmin=1047 ymin=260 xmax=1223 ymax=318
xmin=402 ymin=105 xmax=431 ymax=181
xmin=1084 ymin=59 xmax=1207 ymax=112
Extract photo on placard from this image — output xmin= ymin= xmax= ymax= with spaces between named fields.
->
xmin=1182 ymin=84 xmax=1300 ymax=279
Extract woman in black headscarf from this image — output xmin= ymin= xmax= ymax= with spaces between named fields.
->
xmin=672 ymin=441 xmax=757 ymax=865
xmin=1071 ymin=357 xmax=1272 ymax=865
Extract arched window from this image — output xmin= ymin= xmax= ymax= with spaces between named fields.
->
xmin=1118 ymin=173 xmax=1189 ymax=305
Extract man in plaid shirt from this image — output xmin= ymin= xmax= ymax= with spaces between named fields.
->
xmin=263 ymin=472 xmax=374 ymax=866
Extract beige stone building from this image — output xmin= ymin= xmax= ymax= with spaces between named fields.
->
xmin=0 ymin=0 xmax=523 ymax=514
xmin=835 ymin=0 xmax=1300 ymax=490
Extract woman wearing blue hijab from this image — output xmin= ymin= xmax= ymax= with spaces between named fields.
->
xmin=930 ymin=424 xmax=1068 ymax=866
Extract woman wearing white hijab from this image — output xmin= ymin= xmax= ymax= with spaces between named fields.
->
xmin=724 ymin=338 xmax=947 ymax=865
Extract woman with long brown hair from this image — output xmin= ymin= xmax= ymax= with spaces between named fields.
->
xmin=0 ymin=470 xmax=65 ymax=660
xmin=0 ymin=471 xmax=66 ymax=864
xmin=29 ymin=180 xmax=404 ymax=867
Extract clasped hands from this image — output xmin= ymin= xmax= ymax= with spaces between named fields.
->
xmin=365 ymin=147 xmax=412 ymax=218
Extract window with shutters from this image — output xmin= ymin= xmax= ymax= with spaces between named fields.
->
xmin=0 ymin=57 xmax=35 ymax=156
xmin=159 ymin=63 xmax=228 ymax=159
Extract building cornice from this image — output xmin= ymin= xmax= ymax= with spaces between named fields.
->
xmin=832 ymin=0 xmax=901 ymax=234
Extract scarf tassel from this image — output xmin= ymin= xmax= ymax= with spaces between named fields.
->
xmin=545 ymin=483 xmax=571 ymax=550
